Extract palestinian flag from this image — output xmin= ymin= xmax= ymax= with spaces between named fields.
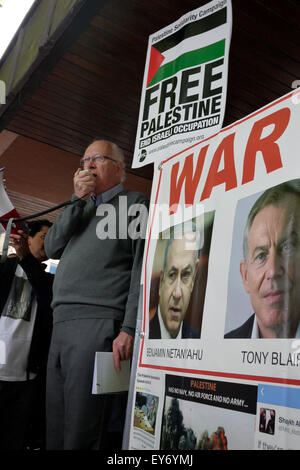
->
xmin=0 ymin=168 xmax=19 ymax=233
xmin=147 ymin=7 xmax=227 ymax=88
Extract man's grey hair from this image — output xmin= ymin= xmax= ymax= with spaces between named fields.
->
xmin=88 ymin=138 xmax=126 ymax=182
xmin=243 ymin=179 xmax=300 ymax=263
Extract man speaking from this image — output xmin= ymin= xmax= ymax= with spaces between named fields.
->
xmin=44 ymin=139 xmax=148 ymax=450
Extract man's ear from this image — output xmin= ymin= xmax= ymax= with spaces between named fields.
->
xmin=240 ymin=259 xmax=250 ymax=293
xmin=194 ymin=258 xmax=200 ymax=277
xmin=191 ymin=258 xmax=200 ymax=289
xmin=158 ymin=270 xmax=164 ymax=295
xmin=116 ymin=161 xmax=124 ymax=179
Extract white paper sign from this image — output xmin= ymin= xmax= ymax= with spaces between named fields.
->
xmin=132 ymin=0 xmax=232 ymax=168
xmin=92 ymin=352 xmax=130 ymax=394
xmin=128 ymin=88 xmax=300 ymax=450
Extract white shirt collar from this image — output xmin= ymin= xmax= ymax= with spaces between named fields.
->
xmin=251 ymin=314 xmax=300 ymax=339
xmin=251 ymin=314 xmax=260 ymax=339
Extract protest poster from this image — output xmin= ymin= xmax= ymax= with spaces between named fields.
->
xmin=132 ymin=0 xmax=232 ymax=168
xmin=128 ymin=87 xmax=300 ymax=450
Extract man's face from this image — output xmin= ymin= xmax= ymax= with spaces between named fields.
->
xmin=240 ymin=195 xmax=300 ymax=338
xmin=82 ymin=140 xmax=123 ymax=195
xmin=159 ymin=234 xmax=197 ymax=338
xmin=28 ymin=225 xmax=50 ymax=262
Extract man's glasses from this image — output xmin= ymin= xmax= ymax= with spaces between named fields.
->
xmin=80 ymin=154 xmax=118 ymax=167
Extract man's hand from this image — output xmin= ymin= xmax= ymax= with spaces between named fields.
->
xmin=112 ymin=331 xmax=134 ymax=372
xmin=9 ymin=230 xmax=30 ymax=260
xmin=74 ymin=168 xmax=96 ymax=199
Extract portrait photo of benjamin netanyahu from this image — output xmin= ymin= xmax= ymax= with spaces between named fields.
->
xmin=225 ymin=179 xmax=300 ymax=339
xmin=148 ymin=213 xmax=214 ymax=340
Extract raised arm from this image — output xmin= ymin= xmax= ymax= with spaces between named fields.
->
xmin=44 ymin=168 xmax=96 ymax=259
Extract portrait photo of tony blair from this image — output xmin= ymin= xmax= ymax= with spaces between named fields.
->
xmin=225 ymin=179 xmax=300 ymax=339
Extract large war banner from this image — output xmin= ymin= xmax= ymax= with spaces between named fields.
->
xmin=128 ymin=88 xmax=300 ymax=450
xmin=132 ymin=0 xmax=232 ymax=168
